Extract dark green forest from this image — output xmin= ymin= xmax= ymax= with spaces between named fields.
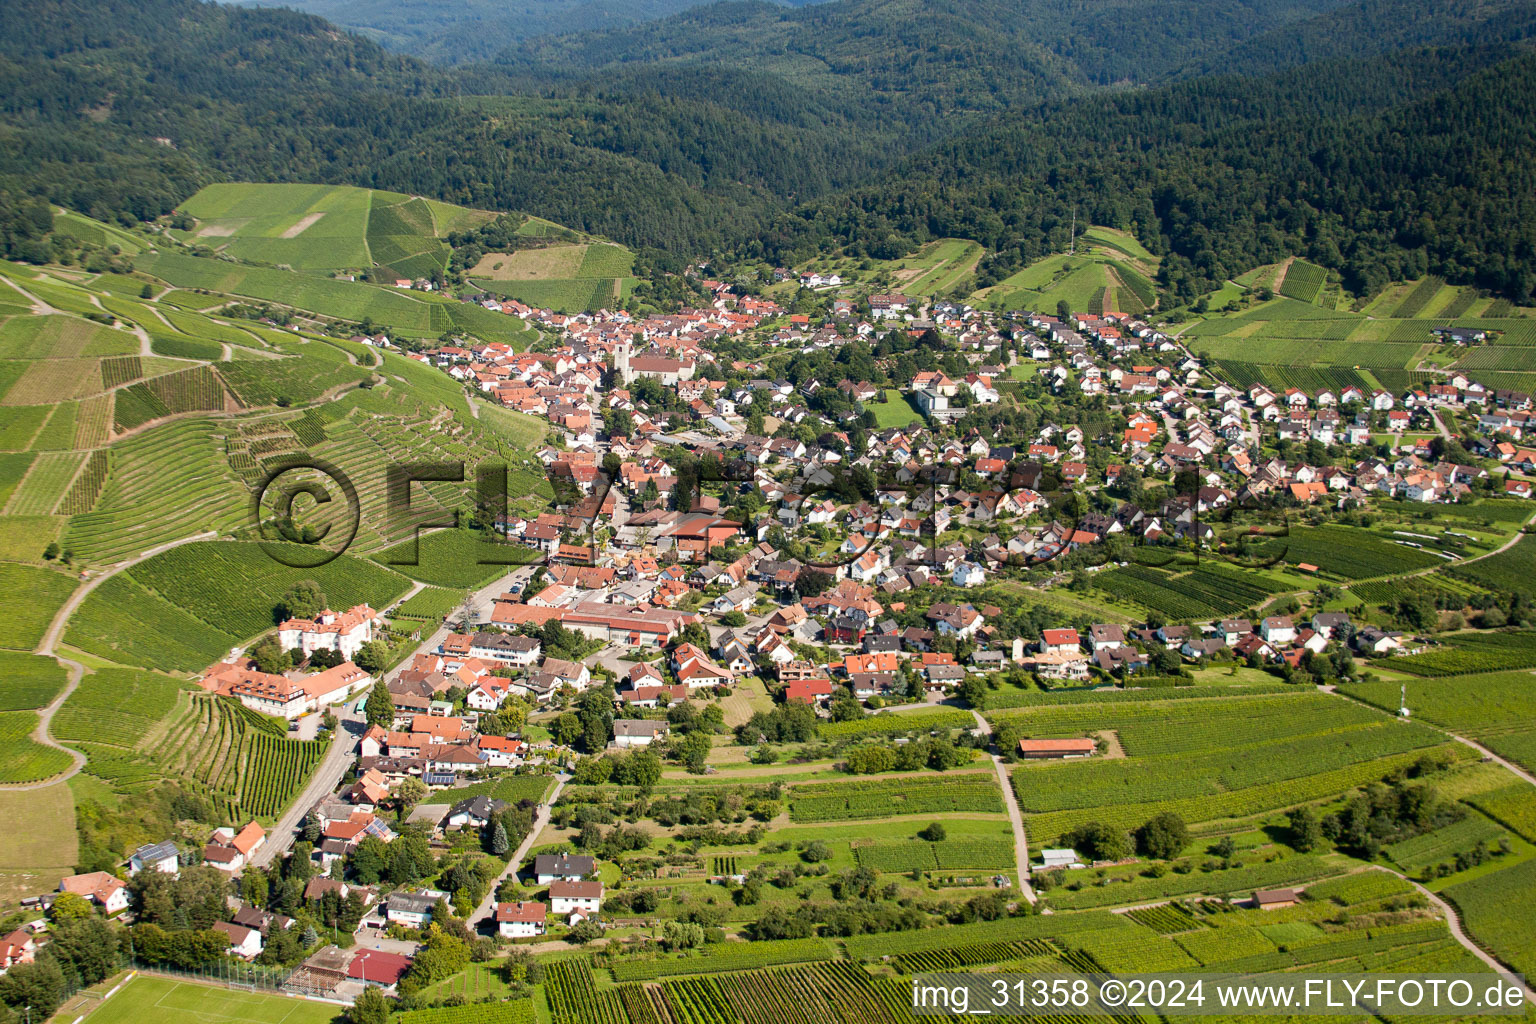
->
xmin=2 ymin=0 xmax=1535 ymax=299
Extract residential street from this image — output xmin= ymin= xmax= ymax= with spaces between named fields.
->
xmin=468 ymin=775 xmax=568 ymax=929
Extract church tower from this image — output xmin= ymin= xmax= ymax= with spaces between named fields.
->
xmin=613 ymin=339 xmax=633 ymax=385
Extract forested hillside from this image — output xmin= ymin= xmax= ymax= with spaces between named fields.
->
xmin=2 ymin=0 xmax=1535 ymax=299
xmin=238 ymin=0 xmax=830 ymax=64
xmin=757 ymin=48 xmax=1536 ymax=303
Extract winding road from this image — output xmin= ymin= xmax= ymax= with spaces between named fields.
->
xmin=0 ymin=530 xmax=219 ymax=791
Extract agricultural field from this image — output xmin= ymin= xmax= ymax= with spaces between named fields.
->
xmin=175 ymin=182 xmax=493 ymax=275
xmin=1277 ymin=258 xmax=1329 ymax=303
xmin=1251 ymin=524 xmax=1447 ymax=579
xmin=1091 ymin=561 xmax=1289 ymax=619
xmin=817 ymin=709 xmax=972 ymax=739
xmin=374 ymin=528 xmax=540 ymax=589
xmin=1382 ymin=631 xmax=1536 ymax=677
xmin=469 ymin=241 xmax=636 ymax=312
xmin=0 ymin=314 xmax=136 ymax=360
xmin=0 ymin=710 xmax=72 ymax=783
xmin=57 ymin=671 xmax=328 ymax=821
xmin=1442 ymin=854 xmax=1536 ymax=977
xmin=1341 ymin=669 xmax=1536 ymax=774
xmin=787 ymin=773 xmax=1004 ymax=821
xmin=976 ymin=248 xmax=1154 ymax=315
xmin=1451 ymin=533 xmax=1536 ymax=592
xmin=0 ymin=651 xmax=69 ymax=710
xmin=994 ymin=690 xmax=1456 ymax=845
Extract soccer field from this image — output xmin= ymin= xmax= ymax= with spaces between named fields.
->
xmin=85 ymin=976 xmax=342 ymax=1024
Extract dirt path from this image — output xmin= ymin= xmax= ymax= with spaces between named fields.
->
xmin=1369 ymin=865 xmax=1536 ymax=998
xmin=0 ymin=274 xmax=58 ymax=315
xmin=468 ymin=776 xmax=568 ymax=929
xmin=972 ymin=709 xmax=1036 ymax=903
xmin=0 ymin=531 xmax=219 ymax=790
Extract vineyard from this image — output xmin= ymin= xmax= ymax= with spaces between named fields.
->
xmin=1443 ymin=855 xmax=1536 ymax=977
xmin=59 ymin=680 xmax=328 ymax=821
xmin=1384 ymin=815 xmax=1506 ymax=874
xmin=1252 ymin=525 xmax=1446 ymax=579
xmin=853 ymin=837 xmax=1013 ymax=871
xmin=1093 ymin=562 xmax=1287 ymax=618
xmin=1341 ymin=670 xmax=1536 ymax=744
xmin=396 ymin=1003 xmax=535 ymax=1024
xmin=608 ymin=938 xmax=838 ymax=982
xmin=787 ymin=774 xmax=1004 ymax=822
xmin=983 ymin=682 xmax=1292 ymax=710
xmin=1452 ymin=534 xmax=1536 ymax=592
xmin=1279 ymin=259 xmax=1329 ymax=303
xmin=1046 ymin=854 xmax=1343 ymax=910
xmin=999 ymin=691 xmax=1457 ymax=842
xmin=817 ymin=709 xmax=972 ymax=739
xmin=0 ymin=563 xmax=78 ymax=650
xmin=0 ymin=710 xmax=73 ymax=783
xmin=1385 ymin=631 xmax=1536 ymax=676
xmin=122 ymin=540 xmax=411 ymax=641
xmin=0 ymin=651 xmax=69 ymax=710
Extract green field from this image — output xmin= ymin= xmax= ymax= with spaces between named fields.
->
xmin=0 ymin=562 xmax=77 ymax=650
xmin=0 ymin=651 xmax=70 ymax=710
xmin=868 ymin=390 xmax=923 ymax=427
xmin=175 ymin=182 xmax=494 ymax=276
xmin=994 ymin=690 xmax=1455 ymax=845
xmin=83 ymin=976 xmax=341 ymax=1024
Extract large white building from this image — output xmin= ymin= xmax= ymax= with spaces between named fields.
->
xmin=278 ymin=605 xmax=379 ymax=660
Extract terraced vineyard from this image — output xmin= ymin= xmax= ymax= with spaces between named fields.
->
xmin=0 ymin=711 xmax=73 ymax=783
xmin=56 ymin=674 xmax=328 ymax=821
xmin=0 ymin=563 xmax=78 ymax=651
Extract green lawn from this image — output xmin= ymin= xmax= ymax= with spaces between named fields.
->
xmin=869 ymin=390 xmax=922 ymax=427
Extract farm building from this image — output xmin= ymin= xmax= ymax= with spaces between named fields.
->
xmin=1017 ymin=738 xmax=1097 ymax=759
xmin=1254 ymin=888 xmax=1300 ymax=910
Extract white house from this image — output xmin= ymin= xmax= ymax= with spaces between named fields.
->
xmin=213 ymin=921 xmax=263 ymax=959
xmin=612 ymin=719 xmax=669 ymax=748
xmin=385 ymin=891 xmax=442 ymax=929
xmin=277 ymin=605 xmax=379 ymax=660
xmin=58 ymin=872 xmax=129 ymax=914
xmin=951 ymin=562 xmax=986 ymax=587
xmin=534 ymin=853 xmax=595 ymax=885
xmin=496 ymin=900 xmax=547 ymax=939
xmin=1260 ymin=616 xmax=1297 ymax=645
xmin=128 ymin=840 xmax=179 ymax=877
xmin=548 ymin=880 xmax=603 ymax=917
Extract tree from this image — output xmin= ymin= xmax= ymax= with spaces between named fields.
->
xmin=828 ymin=687 xmax=861 ymax=722
xmin=1056 ymin=299 xmax=1072 ymax=321
xmin=395 ymin=776 xmax=428 ymax=811
xmin=0 ymin=959 xmax=65 ymax=1020
xmin=1287 ymin=806 xmax=1322 ymax=853
xmin=567 ymin=919 xmax=605 ymax=944
xmin=918 ymin=822 xmax=947 ymax=842
xmin=365 ymin=678 xmax=395 ymax=729
xmin=490 ymin=821 xmax=510 ymax=857
xmin=679 ymin=731 xmax=712 ymax=773
xmin=251 ymin=636 xmax=290 ymax=675
xmin=45 ymin=917 xmax=118 ymax=988
xmin=355 ymin=639 xmax=389 ymax=674
xmin=42 ymin=542 xmax=58 ymax=561
xmin=1065 ymin=821 xmax=1132 ymax=862
xmin=662 ymin=920 xmax=704 ymax=950
xmin=349 ymin=986 xmax=391 ymax=1024
xmin=49 ymin=891 xmax=93 ymax=921
xmin=1136 ymin=812 xmax=1189 ymax=860
xmin=277 ymin=581 xmax=326 ymax=622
